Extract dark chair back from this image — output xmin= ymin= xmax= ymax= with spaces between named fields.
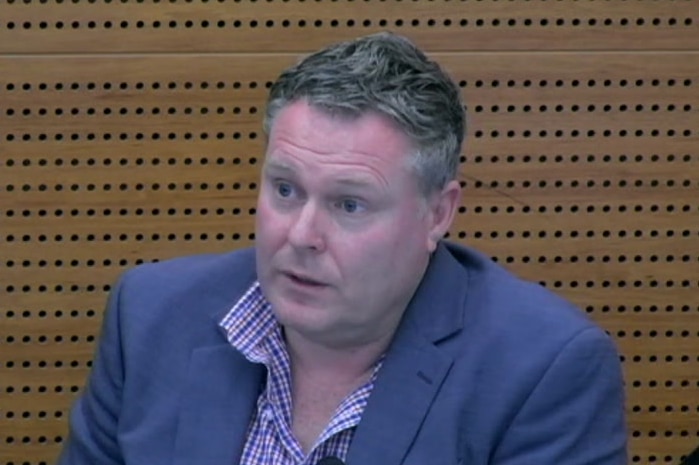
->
xmin=681 ymin=445 xmax=699 ymax=465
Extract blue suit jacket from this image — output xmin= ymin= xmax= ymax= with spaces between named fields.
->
xmin=58 ymin=241 xmax=627 ymax=464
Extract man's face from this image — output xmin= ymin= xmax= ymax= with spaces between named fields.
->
xmin=255 ymin=100 xmax=447 ymax=348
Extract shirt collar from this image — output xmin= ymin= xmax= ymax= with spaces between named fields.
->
xmin=219 ymin=280 xmax=279 ymax=365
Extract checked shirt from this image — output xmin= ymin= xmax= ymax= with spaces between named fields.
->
xmin=220 ymin=281 xmax=383 ymax=465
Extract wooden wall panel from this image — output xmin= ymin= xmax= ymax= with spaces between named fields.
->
xmin=0 ymin=2 xmax=698 ymax=464
xmin=0 ymin=2 xmax=697 ymax=52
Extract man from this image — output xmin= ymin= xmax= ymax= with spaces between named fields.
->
xmin=57 ymin=32 xmax=627 ymax=464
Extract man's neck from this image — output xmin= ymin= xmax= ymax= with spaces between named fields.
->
xmin=284 ymin=326 xmax=393 ymax=385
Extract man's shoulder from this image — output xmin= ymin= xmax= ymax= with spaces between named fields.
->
xmin=121 ymin=247 xmax=256 ymax=293
xmin=433 ymin=242 xmax=621 ymax=420
xmin=411 ymin=244 xmax=626 ymax=465
xmin=111 ymin=247 xmax=258 ymax=330
xmin=441 ymin=240 xmax=606 ymax=347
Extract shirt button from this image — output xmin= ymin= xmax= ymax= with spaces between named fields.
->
xmin=261 ymin=406 xmax=273 ymax=421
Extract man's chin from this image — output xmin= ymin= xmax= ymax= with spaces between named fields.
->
xmin=272 ymin=304 xmax=338 ymax=336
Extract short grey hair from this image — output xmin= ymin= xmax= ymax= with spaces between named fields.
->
xmin=263 ymin=32 xmax=466 ymax=195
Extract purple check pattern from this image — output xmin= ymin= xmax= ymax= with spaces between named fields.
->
xmin=220 ymin=281 xmax=382 ymax=465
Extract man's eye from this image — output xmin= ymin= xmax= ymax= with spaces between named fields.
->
xmin=276 ymin=182 xmax=294 ymax=198
xmin=339 ymin=199 xmax=362 ymax=213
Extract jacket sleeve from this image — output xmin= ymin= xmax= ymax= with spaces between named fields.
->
xmin=56 ymin=275 xmax=127 ymax=465
xmin=490 ymin=327 xmax=628 ymax=465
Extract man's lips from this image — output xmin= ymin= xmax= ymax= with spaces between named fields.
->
xmin=281 ymin=270 xmax=327 ymax=286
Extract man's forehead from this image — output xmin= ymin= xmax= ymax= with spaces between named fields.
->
xmin=263 ymin=157 xmax=387 ymax=188
xmin=263 ymin=100 xmax=419 ymax=182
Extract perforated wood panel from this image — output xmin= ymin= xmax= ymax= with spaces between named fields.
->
xmin=1 ymin=3 xmax=698 ymax=464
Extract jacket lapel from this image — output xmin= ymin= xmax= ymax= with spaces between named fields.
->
xmin=173 ymin=342 xmax=265 ymax=465
xmin=345 ymin=330 xmax=453 ymax=465
xmin=172 ymin=249 xmax=265 ymax=465
xmin=346 ymin=242 xmax=469 ymax=465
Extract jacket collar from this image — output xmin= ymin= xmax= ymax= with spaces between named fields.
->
xmin=399 ymin=240 xmax=469 ymax=344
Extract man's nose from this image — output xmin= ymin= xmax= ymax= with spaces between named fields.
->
xmin=287 ymin=201 xmax=326 ymax=252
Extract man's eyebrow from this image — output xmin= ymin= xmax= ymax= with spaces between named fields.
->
xmin=263 ymin=161 xmax=297 ymax=174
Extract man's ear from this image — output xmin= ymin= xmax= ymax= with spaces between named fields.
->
xmin=425 ymin=180 xmax=461 ymax=252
